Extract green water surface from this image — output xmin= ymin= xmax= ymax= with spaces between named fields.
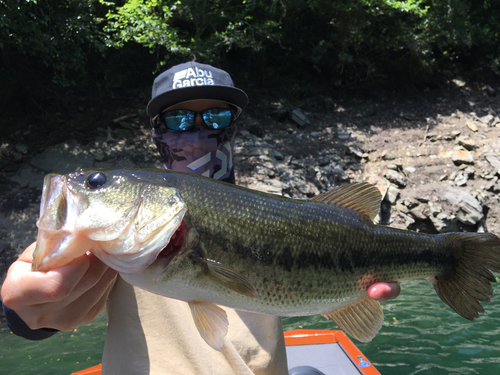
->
xmin=2 ymin=279 xmax=500 ymax=374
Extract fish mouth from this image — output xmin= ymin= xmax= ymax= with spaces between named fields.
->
xmin=153 ymin=220 xmax=186 ymax=269
xmin=33 ymin=169 xmax=188 ymax=274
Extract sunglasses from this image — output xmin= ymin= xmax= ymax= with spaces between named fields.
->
xmin=159 ymin=108 xmax=234 ymax=131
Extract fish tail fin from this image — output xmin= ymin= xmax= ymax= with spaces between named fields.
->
xmin=430 ymin=232 xmax=500 ymax=320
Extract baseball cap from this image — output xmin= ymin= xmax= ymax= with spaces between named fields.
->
xmin=147 ymin=61 xmax=248 ymax=120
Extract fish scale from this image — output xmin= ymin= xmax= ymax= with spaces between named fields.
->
xmin=32 ymin=168 xmax=500 ymax=351
xmin=135 ymin=172 xmax=459 ymax=313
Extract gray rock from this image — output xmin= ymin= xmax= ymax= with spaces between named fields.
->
xmin=409 ymin=205 xmax=430 ymax=221
xmin=387 ymin=162 xmax=403 ymax=171
xmin=385 ymin=169 xmax=407 ymax=188
xmin=348 ymin=146 xmax=364 ymax=158
xmin=451 ymin=147 xmax=475 ymax=165
xmin=445 ymin=188 xmax=483 ymax=225
xmin=385 ymin=185 xmax=400 ymax=205
xmin=484 ymin=152 xmax=500 ymax=172
xmin=454 ymin=172 xmax=468 ymax=186
xmin=479 ymin=114 xmax=495 ymax=126
xmin=15 ymin=143 xmax=28 ymax=155
xmin=466 ymin=119 xmax=479 ymax=132
xmin=457 ymin=138 xmax=477 ymax=150
xmin=330 ymin=166 xmax=347 ymax=180
xmin=246 ymin=180 xmax=283 ymax=195
xmin=283 ymin=155 xmax=293 ymax=165
xmin=255 ymin=165 xmax=275 ymax=177
xmin=317 ymin=156 xmax=331 ymax=166
xmin=306 ymin=166 xmax=317 ymax=177
xmin=289 ymin=108 xmax=310 ymax=127
xmin=430 ymin=213 xmax=460 ymax=233
xmin=402 ymin=197 xmax=420 ymax=209
xmin=485 ymin=85 xmax=496 ymax=97
xmin=428 ymin=201 xmax=441 ymax=217
xmin=295 ymin=181 xmax=319 ymax=197
xmin=452 ymin=78 xmax=466 ymax=87
xmin=337 ymin=131 xmax=351 ymax=140
xmin=272 ymin=150 xmax=284 ymax=160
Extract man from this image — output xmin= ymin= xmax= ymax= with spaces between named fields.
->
xmin=2 ymin=62 xmax=399 ymax=374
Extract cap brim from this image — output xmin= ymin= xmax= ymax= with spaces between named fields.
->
xmin=147 ymin=85 xmax=248 ymax=119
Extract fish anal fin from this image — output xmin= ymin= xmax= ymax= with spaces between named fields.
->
xmin=189 ymin=301 xmax=229 ymax=351
xmin=310 ymin=182 xmax=382 ymax=221
xmin=194 ymin=254 xmax=259 ymax=298
xmin=321 ymin=296 xmax=383 ymax=343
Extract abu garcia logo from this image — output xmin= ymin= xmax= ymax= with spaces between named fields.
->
xmin=173 ymin=67 xmax=214 ymax=88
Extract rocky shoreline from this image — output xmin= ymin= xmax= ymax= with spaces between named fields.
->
xmin=1 ymin=79 xmax=499 ymax=282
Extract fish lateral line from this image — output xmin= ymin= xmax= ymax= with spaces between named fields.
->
xmin=30 ymin=169 xmax=500 ymax=350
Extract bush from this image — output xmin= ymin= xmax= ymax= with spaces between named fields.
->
xmin=0 ymin=0 xmax=106 ymax=86
xmin=1 ymin=0 xmax=498 ymax=89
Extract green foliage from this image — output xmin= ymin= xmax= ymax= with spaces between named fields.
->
xmin=272 ymin=0 xmax=500 ymax=83
xmin=1 ymin=0 xmax=499 ymax=88
xmin=0 ymin=0 xmax=106 ymax=86
xmin=100 ymin=0 xmax=283 ymax=66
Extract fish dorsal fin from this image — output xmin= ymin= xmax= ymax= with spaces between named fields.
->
xmin=321 ymin=296 xmax=384 ymax=343
xmin=195 ymin=256 xmax=260 ymax=298
xmin=188 ymin=301 xmax=229 ymax=351
xmin=310 ymin=182 xmax=382 ymax=221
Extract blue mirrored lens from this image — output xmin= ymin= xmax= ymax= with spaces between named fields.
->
xmin=163 ymin=110 xmax=195 ymax=131
xmin=203 ymin=109 xmax=233 ymax=129
xmin=162 ymin=108 xmax=233 ymax=131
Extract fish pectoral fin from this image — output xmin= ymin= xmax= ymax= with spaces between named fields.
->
xmin=188 ymin=301 xmax=229 ymax=351
xmin=321 ymin=296 xmax=383 ymax=343
xmin=195 ymin=255 xmax=259 ymax=298
xmin=309 ymin=182 xmax=382 ymax=221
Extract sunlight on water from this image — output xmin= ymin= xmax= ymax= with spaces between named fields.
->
xmin=1 ymin=280 xmax=500 ymax=374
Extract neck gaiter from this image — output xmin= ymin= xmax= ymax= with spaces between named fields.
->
xmin=152 ymin=126 xmax=236 ymax=183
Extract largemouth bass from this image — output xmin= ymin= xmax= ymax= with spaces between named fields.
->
xmin=32 ymin=168 xmax=500 ymax=351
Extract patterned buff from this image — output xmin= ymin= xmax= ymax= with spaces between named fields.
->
xmin=152 ymin=126 xmax=236 ymax=182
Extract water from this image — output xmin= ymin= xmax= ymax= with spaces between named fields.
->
xmin=283 ymin=280 xmax=500 ymax=375
xmin=0 ymin=313 xmax=108 ymax=375
xmin=2 ymin=280 xmax=500 ymax=374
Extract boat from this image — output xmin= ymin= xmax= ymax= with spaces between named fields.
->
xmin=284 ymin=329 xmax=379 ymax=375
xmin=72 ymin=329 xmax=379 ymax=375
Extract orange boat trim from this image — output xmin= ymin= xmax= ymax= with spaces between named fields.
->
xmin=73 ymin=330 xmax=379 ymax=375
xmin=284 ymin=329 xmax=380 ymax=375
xmin=71 ymin=364 xmax=102 ymax=375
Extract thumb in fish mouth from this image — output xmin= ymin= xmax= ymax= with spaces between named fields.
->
xmin=31 ymin=231 xmax=93 ymax=272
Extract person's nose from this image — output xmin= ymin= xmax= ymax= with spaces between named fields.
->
xmin=194 ymin=112 xmax=204 ymax=127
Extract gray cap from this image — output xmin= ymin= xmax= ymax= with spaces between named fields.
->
xmin=147 ymin=61 xmax=248 ymax=119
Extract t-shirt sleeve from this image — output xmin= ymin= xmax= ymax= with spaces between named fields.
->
xmin=2 ymin=301 xmax=58 ymax=340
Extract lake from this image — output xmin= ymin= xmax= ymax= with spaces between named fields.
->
xmin=2 ymin=279 xmax=500 ymax=374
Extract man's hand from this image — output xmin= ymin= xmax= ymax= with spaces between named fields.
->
xmin=1 ymin=242 xmax=117 ymax=331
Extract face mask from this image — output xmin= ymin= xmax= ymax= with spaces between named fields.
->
xmin=152 ymin=126 xmax=236 ymax=181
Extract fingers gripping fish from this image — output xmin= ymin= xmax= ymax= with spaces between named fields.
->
xmin=32 ymin=168 xmax=500 ymax=351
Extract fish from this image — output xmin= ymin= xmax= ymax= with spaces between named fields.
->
xmin=32 ymin=168 xmax=500 ymax=351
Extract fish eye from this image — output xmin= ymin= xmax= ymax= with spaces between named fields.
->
xmin=86 ymin=172 xmax=107 ymax=189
